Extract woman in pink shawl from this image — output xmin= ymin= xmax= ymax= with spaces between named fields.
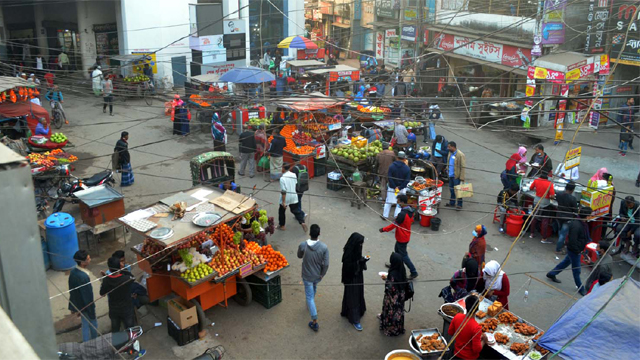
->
xmin=501 ymin=146 xmax=527 ymax=189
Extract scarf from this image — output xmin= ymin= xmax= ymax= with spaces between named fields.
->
xmin=341 ymin=232 xmax=365 ymax=284
xmin=590 ymin=167 xmax=608 ymax=182
xmin=483 ymin=260 xmax=505 ymax=291
xmin=388 ymin=252 xmax=407 ymax=291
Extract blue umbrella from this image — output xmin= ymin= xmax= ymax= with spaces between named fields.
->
xmin=218 ymin=66 xmax=275 ymax=83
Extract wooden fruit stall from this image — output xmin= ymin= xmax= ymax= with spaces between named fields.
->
xmin=122 ymin=186 xmax=288 ymax=332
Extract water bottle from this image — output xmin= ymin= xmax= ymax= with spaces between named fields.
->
xmin=524 ymin=290 xmax=529 ymax=303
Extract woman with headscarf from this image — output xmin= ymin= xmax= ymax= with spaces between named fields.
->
xmin=501 ymin=146 xmax=527 ymax=189
xmin=254 ymin=124 xmax=268 ymax=168
xmin=588 ymin=168 xmax=608 ymax=189
xmin=211 ymin=112 xmax=227 ymax=151
xmin=483 ymin=260 xmax=510 ymax=310
xmin=341 ymin=233 xmax=368 ymax=331
xmin=462 ymin=253 xmax=481 ymax=293
xmin=469 ymin=225 xmax=487 ymax=276
xmin=379 ymin=253 xmax=406 ymax=336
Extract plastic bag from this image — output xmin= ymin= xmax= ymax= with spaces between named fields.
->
xmin=258 ymin=155 xmax=270 ymax=170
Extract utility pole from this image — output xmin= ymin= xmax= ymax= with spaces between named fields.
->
xmin=415 ymin=1 xmax=423 ymax=77
xmin=398 ymin=0 xmax=403 ymax=69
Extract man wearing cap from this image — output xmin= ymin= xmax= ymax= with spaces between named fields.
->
xmin=92 ymin=66 xmax=103 ymax=96
xmin=376 ymin=142 xmax=396 ymax=198
xmin=69 ymin=250 xmax=98 ymax=341
xmin=383 ymin=152 xmax=411 ymax=219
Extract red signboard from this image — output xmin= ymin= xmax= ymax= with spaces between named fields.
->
xmin=433 ymin=33 xmax=455 ymax=51
xmin=501 ymin=46 xmax=532 ymax=69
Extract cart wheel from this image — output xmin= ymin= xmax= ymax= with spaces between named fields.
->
xmin=233 ymin=278 xmax=252 ymax=306
xmin=144 ymin=90 xmax=153 ymax=106
xmin=189 ymin=298 xmax=206 ymax=333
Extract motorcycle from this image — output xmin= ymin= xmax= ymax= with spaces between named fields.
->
xmin=52 ymin=169 xmax=116 ymax=213
xmin=58 ymin=326 xmax=144 ymax=360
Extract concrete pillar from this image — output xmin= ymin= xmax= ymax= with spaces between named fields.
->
xmin=34 ymin=5 xmax=48 ymax=57
xmin=240 ymin=0 xmax=250 ymax=67
xmin=76 ymin=1 xmax=97 ymax=77
xmin=0 ymin=7 xmax=7 ymax=60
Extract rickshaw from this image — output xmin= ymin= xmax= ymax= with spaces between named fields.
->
xmin=190 ymin=151 xmax=241 ymax=193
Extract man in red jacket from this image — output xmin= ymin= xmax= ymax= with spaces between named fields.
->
xmin=448 ymin=295 xmax=487 ymax=359
xmin=379 ymin=194 xmax=418 ymax=279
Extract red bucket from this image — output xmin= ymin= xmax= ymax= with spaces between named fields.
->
xmin=420 ymin=214 xmax=432 ymax=227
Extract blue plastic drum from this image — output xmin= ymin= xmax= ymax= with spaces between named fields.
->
xmin=42 ymin=238 xmax=50 ymax=270
xmin=45 ymin=213 xmax=79 ymax=271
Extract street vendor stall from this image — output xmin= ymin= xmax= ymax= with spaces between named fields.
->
xmin=0 ymin=76 xmax=50 ymax=139
xmin=110 ymin=54 xmax=154 ymax=106
xmin=287 ymin=59 xmax=325 ymax=76
xmin=307 ymin=65 xmax=360 ymax=96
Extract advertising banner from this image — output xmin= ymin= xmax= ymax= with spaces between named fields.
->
xmin=533 ymin=67 xmax=565 ymax=82
xmin=433 ymin=33 xmax=531 ymax=69
xmin=401 ymin=25 xmax=417 ymax=41
xmin=376 ymin=0 xmax=395 ymax=18
xmin=584 ymin=0 xmax=611 ymax=54
xmin=541 ymin=0 xmax=566 ymax=44
xmin=376 ymin=32 xmax=385 ymax=59
xmin=610 ymin=1 xmax=640 ymax=65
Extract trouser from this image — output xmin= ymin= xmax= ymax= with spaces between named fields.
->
xmin=498 ymin=206 xmax=508 ymax=228
xmin=394 ymin=241 xmax=417 ymax=275
xmin=530 ymin=213 xmax=551 ymax=238
xmin=103 ymin=95 xmax=113 ymax=114
xmin=93 ymin=87 xmax=101 ymax=96
xmin=110 ymin=312 xmax=135 ymax=333
xmin=297 ymin=193 xmax=303 ymax=210
xmin=383 ymin=186 xmax=402 ymax=218
xmin=556 ymin=222 xmax=570 ymax=252
xmin=432 ymin=156 xmax=445 ymax=176
xmin=50 ymin=101 xmax=67 ymax=121
xmin=619 ymin=140 xmax=628 ymax=154
xmin=449 ymin=178 xmax=462 ymax=207
xmin=615 ymin=223 xmax=640 ymax=252
xmin=548 ymin=250 xmax=583 ymax=290
xmin=238 ymin=152 xmax=256 ymax=177
xmin=278 ymin=203 xmax=305 ymax=227
xmin=81 ymin=316 xmax=98 ymax=342
xmin=303 ymin=280 xmax=320 ymax=320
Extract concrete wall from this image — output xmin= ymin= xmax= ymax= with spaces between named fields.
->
xmin=77 ymin=1 xmax=117 ymax=75
xmin=120 ymin=0 xmax=195 ymax=83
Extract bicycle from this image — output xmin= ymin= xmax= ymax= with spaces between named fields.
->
xmin=51 ymin=101 xmax=65 ymax=129
xmin=143 ymin=80 xmax=153 ymax=106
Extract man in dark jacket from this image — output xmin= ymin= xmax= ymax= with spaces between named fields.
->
xmin=431 ymin=135 xmax=448 ymax=176
xmin=238 ymin=123 xmax=256 ymax=178
xmin=555 ymin=182 xmax=579 ymax=255
xmin=617 ymin=97 xmax=636 ymax=150
xmin=100 ymin=256 xmax=135 ymax=332
xmin=380 ymin=194 xmax=418 ymax=279
xmin=528 ymin=144 xmax=552 ymax=178
xmin=383 ymin=152 xmax=411 ymax=219
xmin=69 ymin=250 xmax=97 ymax=342
xmin=616 ymin=196 xmax=640 ymax=255
xmin=268 ymin=129 xmax=286 ymax=180
xmin=115 ymin=131 xmax=134 ymax=186
xmin=547 ymin=206 xmax=592 ymax=295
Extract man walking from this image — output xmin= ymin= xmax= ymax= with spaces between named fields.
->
xmin=375 ymin=142 xmax=395 ymax=200
xmin=92 ymin=66 xmax=103 ymax=96
xmin=102 ymin=75 xmax=114 ymax=116
xmin=554 ymin=182 xmax=579 ymax=255
xmin=446 ymin=141 xmax=466 ymax=210
xmin=297 ymin=224 xmax=329 ymax=332
xmin=380 ymin=194 xmax=418 ymax=279
xmin=278 ymin=163 xmax=308 ymax=232
xmin=238 ymin=123 xmax=256 ymax=178
xmin=393 ymin=119 xmax=409 ymax=152
xmin=547 ymin=206 xmax=592 ymax=296
xmin=383 ymin=152 xmax=411 ymax=219
xmin=114 ymin=131 xmax=134 ymax=186
xmin=100 ymin=256 xmax=135 ymax=332
xmin=617 ymin=96 xmax=636 ymax=151
xmin=69 ymin=250 xmax=97 ymax=342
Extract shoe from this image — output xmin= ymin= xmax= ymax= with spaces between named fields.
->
xmin=249 ymin=175 xmax=255 ymax=178
xmin=309 ymin=321 xmax=319 ymax=332
xmin=408 ymin=273 xmax=419 ymax=280
xmin=499 ymin=228 xmax=505 ymax=234
xmin=385 ymin=262 xmax=391 ymax=268
xmin=238 ymin=172 xmax=245 ymax=176
xmin=134 ymin=349 xmax=147 ymax=359
xmin=64 ymin=120 xmax=69 ymax=124
xmin=541 ymin=239 xmax=553 ymax=244
xmin=110 ymin=113 xmax=114 ymax=116
xmin=377 ymin=314 xmax=382 ymax=320
xmin=578 ymin=287 xmax=587 ymax=296
xmin=456 ymin=206 xmax=462 ymax=211
xmin=445 ymin=203 xmax=454 ymax=207
xmin=621 ymin=153 xmax=626 ymax=157
xmin=529 ymin=234 xmax=535 ymax=239
xmin=546 ymin=274 xmax=561 ymax=283
xmin=353 ymin=323 xmax=363 ymax=331
xmin=277 ymin=226 xmax=286 ymax=231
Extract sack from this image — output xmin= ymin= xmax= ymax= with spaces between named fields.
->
xmin=455 ymin=182 xmax=474 ymax=198
xmin=295 ymin=165 xmax=309 ymax=193
xmin=258 ymin=155 xmax=270 ymax=170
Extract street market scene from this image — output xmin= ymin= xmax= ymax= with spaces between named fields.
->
xmin=0 ymin=0 xmax=639 ymax=359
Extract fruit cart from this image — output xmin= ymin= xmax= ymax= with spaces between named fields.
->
xmin=123 ymin=186 xmax=287 ymax=333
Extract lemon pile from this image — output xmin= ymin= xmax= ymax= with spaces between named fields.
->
xmin=181 ymin=263 xmax=213 ymax=282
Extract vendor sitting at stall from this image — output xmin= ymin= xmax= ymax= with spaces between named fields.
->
xmin=34 ymin=117 xmax=49 ymax=136
xmin=448 ymin=295 xmax=487 ymax=360
xmin=497 ymin=184 xmax=520 ymax=234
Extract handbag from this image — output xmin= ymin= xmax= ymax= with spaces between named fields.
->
xmin=258 ymin=155 xmax=270 ymax=170
xmin=454 ymin=182 xmax=474 ymax=198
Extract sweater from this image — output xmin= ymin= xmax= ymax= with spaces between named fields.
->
xmin=382 ymin=206 xmax=415 ymax=243
xmin=567 ymin=220 xmax=590 ymax=254
xmin=99 ymin=271 xmax=134 ymax=318
xmin=268 ymin=135 xmax=286 ymax=157
xmin=387 ymin=160 xmax=411 ymax=189
xmin=68 ymin=267 xmax=96 ymax=319
xmin=448 ymin=313 xmax=483 ymax=360
xmin=297 ymin=240 xmax=330 ymax=282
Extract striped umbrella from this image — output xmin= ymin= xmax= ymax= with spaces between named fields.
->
xmin=277 ymin=36 xmax=318 ymax=50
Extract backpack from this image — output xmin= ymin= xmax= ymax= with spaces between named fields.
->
xmin=404 ymin=280 xmax=415 ymax=313
xmin=429 ymin=108 xmax=442 ymax=120
xmin=295 ymin=165 xmax=309 ymax=193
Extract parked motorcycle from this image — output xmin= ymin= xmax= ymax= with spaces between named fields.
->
xmin=52 ymin=169 xmax=115 ymax=213
xmin=58 ymin=326 xmax=144 ymax=360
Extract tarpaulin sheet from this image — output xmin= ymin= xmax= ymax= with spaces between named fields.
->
xmin=0 ymin=101 xmax=50 ymax=135
xmin=537 ymin=278 xmax=640 ymax=360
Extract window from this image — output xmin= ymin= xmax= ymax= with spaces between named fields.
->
xmin=224 ymin=34 xmax=246 ymax=61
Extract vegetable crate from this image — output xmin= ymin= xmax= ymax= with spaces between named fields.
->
xmin=247 ymin=275 xmax=282 ymax=309
xmin=167 ymin=316 xmax=199 ymax=346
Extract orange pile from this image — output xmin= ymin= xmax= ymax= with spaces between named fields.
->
xmin=257 ymin=244 xmax=288 ymax=272
xmin=280 ymin=125 xmax=296 ymax=138
xmin=243 ymin=240 xmax=261 ymax=253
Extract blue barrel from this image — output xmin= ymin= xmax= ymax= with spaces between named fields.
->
xmin=45 ymin=212 xmax=79 ymax=271
xmin=42 ymin=238 xmax=51 ymax=270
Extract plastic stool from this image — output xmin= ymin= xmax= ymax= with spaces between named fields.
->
xmin=492 ymin=206 xmax=500 ymax=224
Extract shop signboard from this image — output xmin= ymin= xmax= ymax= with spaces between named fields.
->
xmin=376 ymin=0 xmax=395 ymax=18
xmin=319 ymin=2 xmax=333 ymax=15
xmin=533 ymin=67 xmax=565 ymax=82
xmin=610 ymin=1 xmax=640 ymax=65
xmin=223 ymin=20 xmax=245 ymax=35
xmin=376 ymin=32 xmax=384 ymax=59
xmin=581 ymin=185 xmax=614 ymax=219
xmin=541 ymin=0 xmax=566 ymax=44
xmin=433 ymin=33 xmax=455 ymax=51
xmin=354 ymin=0 xmax=362 ymax=20
xmin=597 ymin=54 xmax=610 ymax=74
xmin=565 ymin=147 xmax=581 ymax=170
xmin=401 ymin=25 xmax=417 ymax=41
xmin=385 ymin=29 xmax=398 ymax=40
xmin=434 ymin=33 xmax=531 ymax=69
xmin=502 ymin=46 xmax=532 ymax=69
xmin=427 ymin=0 xmax=437 ymax=22
xmin=583 ymin=0 xmax=611 ymax=54
xmin=541 ymin=23 xmax=565 ymax=44
xmin=454 ymin=37 xmax=502 ymax=63
xmin=423 ymin=28 xmax=429 ymax=45
xmin=565 ymin=63 xmax=594 ymax=82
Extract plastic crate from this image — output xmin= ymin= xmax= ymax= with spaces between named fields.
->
xmin=167 ymin=316 xmax=199 ymax=346
xmin=253 ymin=286 xmax=282 ymax=309
xmin=314 ymin=157 xmax=327 ymax=177
xmin=247 ymin=275 xmax=282 ymax=309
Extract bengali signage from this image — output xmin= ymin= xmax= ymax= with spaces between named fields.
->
xmin=565 ymin=63 xmax=594 ymax=82
xmin=610 ymin=1 xmax=640 ymax=64
xmin=376 ymin=0 xmax=395 ymax=18
xmin=401 ymin=25 xmax=417 ymax=41
xmin=584 ymin=0 xmax=611 ymax=54
xmin=533 ymin=66 xmax=566 ymax=82
xmin=376 ymin=32 xmax=384 ymax=59
xmin=433 ymin=33 xmax=532 ymax=69
xmin=565 ymin=147 xmax=581 ymax=169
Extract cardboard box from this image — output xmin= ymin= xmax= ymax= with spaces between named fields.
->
xmin=167 ymin=297 xmax=198 ymax=330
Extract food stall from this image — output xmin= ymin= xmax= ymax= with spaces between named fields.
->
xmin=436 ymin=297 xmax=547 ymax=359
xmin=580 ymin=179 xmax=614 ymax=241
xmin=109 ymin=54 xmax=154 ymax=105
xmin=0 ymin=77 xmax=54 ymax=143
xmin=307 ymin=64 xmax=360 ymax=96
xmin=287 ymin=60 xmax=325 ymax=76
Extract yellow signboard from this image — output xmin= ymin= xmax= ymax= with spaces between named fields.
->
xmin=581 ymin=186 xmax=614 ymax=219
xmin=565 ymin=147 xmax=581 ymax=169
xmin=131 ymin=52 xmax=157 ymax=74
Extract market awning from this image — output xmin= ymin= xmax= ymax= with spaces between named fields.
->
xmin=368 ymin=20 xmax=398 ymax=29
xmin=426 ymin=48 xmax=528 ymax=76
xmin=332 ymin=22 xmax=351 ymax=29
xmin=274 ymin=92 xmax=348 ymax=111
xmin=191 ymin=73 xmax=222 ymax=83
xmin=0 ymin=101 xmax=50 ymax=135
xmin=110 ymin=54 xmax=149 ymax=63
xmin=0 ymin=77 xmax=31 ymax=93
xmin=308 ymin=64 xmax=359 ymax=75
xmin=533 ymin=52 xmax=595 ymax=74
xmin=288 ymin=60 xmax=325 ymax=67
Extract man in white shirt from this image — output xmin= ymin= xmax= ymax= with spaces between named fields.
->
xmin=278 ymin=163 xmax=308 ymax=232
xmin=92 ymin=66 xmax=103 ymax=96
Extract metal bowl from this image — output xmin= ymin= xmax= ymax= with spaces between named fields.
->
xmin=439 ymin=302 xmax=466 ymax=319
xmin=192 ymin=212 xmax=222 ymax=227
xmin=149 ymin=227 xmax=174 ymax=240
xmin=384 ymin=350 xmax=421 ymax=360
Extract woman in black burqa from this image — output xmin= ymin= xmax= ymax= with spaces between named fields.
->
xmin=379 ymin=252 xmax=407 ymax=336
xmin=341 ymin=232 xmax=368 ymax=331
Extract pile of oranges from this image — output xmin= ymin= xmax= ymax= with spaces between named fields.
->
xmin=280 ymin=125 xmax=296 ymax=138
xmin=243 ymin=239 xmax=261 ymax=253
xmin=257 ymin=244 xmax=289 ymax=273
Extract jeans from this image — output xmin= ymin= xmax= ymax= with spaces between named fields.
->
xmin=394 ymin=241 xmax=417 ymax=275
xmin=303 ymin=280 xmax=320 ymax=320
xmin=278 ymin=203 xmax=305 ymax=227
xmin=110 ymin=312 xmax=135 ymax=333
xmin=238 ymin=152 xmax=256 ymax=177
xmin=548 ymin=250 xmax=582 ymax=290
xmin=81 ymin=316 xmax=98 ymax=342
xmin=556 ymin=222 xmax=570 ymax=252
xmin=449 ymin=178 xmax=462 ymax=207
xmin=619 ymin=140 xmax=628 ymax=154
xmin=103 ymin=95 xmax=113 ymax=114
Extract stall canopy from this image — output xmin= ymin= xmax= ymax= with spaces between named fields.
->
xmin=0 ymin=101 xmax=50 ymax=135
xmin=275 ymin=92 xmax=347 ymax=111
xmin=538 ymin=278 xmax=640 ymax=360
xmin=0 ymin=77 xmax=30 ymax=92
xmin=533 ymin=52 xmax=596 ymax=74
xmin=191 ymin=73 xmax=222 ymax=83
xmin=288 ymin=60 xmax=325 ymax=68
xmin=307 ymin=64 xmax=359 ymax=76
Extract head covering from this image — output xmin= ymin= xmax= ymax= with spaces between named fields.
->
xmin=517 ymin=146 xmax=527 ymax=159
xmin=483 ymin=260 xmax=505 ymax=291
xmin=590 ymin=168 xmax=608 ymax=182
xmin=397 ymin=151 xmax=406 ymax=159
xmin=174 ymin=94 xmax=181 ymax=100
xmin=382 ymin=142 xmax=390 ymax=150
xmin=472 ymin=224 xmax=487 ymax=238
xmin=462 ymin=254 xmax=479 ymax=288
xmin=388 ymin=252 xmax=407 ymax=290
xmin=341 ymin=232 xmax=365 ymax=284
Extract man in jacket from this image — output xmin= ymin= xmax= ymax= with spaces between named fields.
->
xmin=528 ymin=144 xmax=552 ymax=178
xmin=383 ymin=152 xmax=411 ymax=219
xmin=615 ymin=196 xmax=640 ymax=255
xmin=555 ymin=182 xmax=579 ymax=255
xmin=617 ymin=97 xmax=636 ymax=150
xmin=375 ymin=142 xmax=395 ymax=198
xmin=547 ymin=206 xmax=592 ymax=295
xmin=100 ymin=256 xmax=135 ymax=332
xmin=393 ymin=119 xmax=409 ymax=151
xmin=114 ymin=132 xmax=134 ymax=186
xmin=297 ymin=224 xmax=329 ymax=331
xmin=446 ymin=141 xmax=466 ymax=209
xmin=268 ymin=129 xmax=286 ymax=180
xmin=380 ymin=194 xmax=418 ymax=279
xmin=278 ymin=163 xmax=307 ymax=232
xmin=69 ymin=250 xmax=97 ymax=342
xmin=238 ymin=123 xmax=256 ymax=178
xmin=431 ymin=135 xmax=448 ymax=177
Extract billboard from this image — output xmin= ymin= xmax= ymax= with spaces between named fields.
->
xmin=610 ymin=1 xmax=640 ymax=64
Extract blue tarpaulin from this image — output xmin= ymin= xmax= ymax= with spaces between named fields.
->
xmin=537 ymin=278 xmax=640 ymax=360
